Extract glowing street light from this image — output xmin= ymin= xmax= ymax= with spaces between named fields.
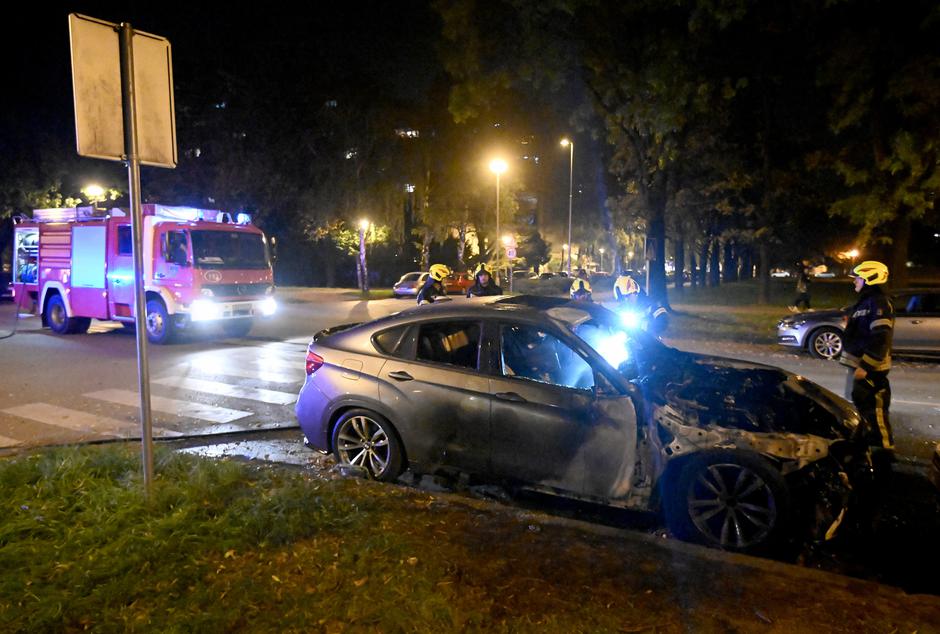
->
xmin=489 ymin=158 xmax=508 ymax=283
xmin=560 ymin=138 xmax=574 ymax=273
xmin=82 ymin=183 xmax=106 ymax=208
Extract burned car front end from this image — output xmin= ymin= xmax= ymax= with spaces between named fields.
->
xmin=559 ymin=302 xmax=870 ymax=551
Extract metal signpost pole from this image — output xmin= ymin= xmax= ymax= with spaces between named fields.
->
xmin=567 ymin=142 xmax=573 ymax=274
xmin=120 ymin=22 xmax=154 ymax=490
xmin=495 ymin=171 xmax=501 ymax=286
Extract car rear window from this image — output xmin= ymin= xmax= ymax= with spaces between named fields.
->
xmin=416 ymin=321 xmax=481 ymax=370
xmin=373 ymin=325 xmax=415 ymax=358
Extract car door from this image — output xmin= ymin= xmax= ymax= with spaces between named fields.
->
xmin=487 ymin=321 xmax=637 ymax=498
xmin=375 ymin=319 xmax=491 ymax=474
xmin=894 ymin=292 xmax=940 ymax=352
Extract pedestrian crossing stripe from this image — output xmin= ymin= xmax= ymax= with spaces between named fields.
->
xmin=183 ymin=360 xmax=300 ymax=384
xmin=1 ymin=403 xmax=183 ymax=439
xmin=153 ymin=376 xmax=297 ymax=405
xmin=85 ymin=389 xmax=253 ymax=423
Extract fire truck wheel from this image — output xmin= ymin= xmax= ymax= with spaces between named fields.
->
xmin=45 ymin=294 xmax=91 ymax=335
xmin=221 ymin=318 xmax=253 ymax=338
xmin=145 ymin=299 xmax=177 ymax=344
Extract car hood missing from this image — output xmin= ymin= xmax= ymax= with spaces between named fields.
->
xmin=638 ymin=351 xmax=860 ymax=441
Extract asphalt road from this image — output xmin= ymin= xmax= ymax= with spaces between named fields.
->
xmin=0 ymin=292 xmax=937 ymax=463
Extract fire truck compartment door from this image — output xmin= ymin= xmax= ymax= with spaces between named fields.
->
xmin=70 ymin=226 xmax=108 ymax=318
xmin=108 ymin=225 xmax=136 ymax=319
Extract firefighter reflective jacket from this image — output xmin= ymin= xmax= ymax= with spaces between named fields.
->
xmin=840 ymin=286 xmax=894 ymax=372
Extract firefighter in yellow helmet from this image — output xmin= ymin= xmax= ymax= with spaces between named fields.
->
xmin=417 ymin=264 xmax=450 ymax=305
xmin=614 ymin=273 xmax=668 ymax=336
xmin=840 ymin=260 xmax=894 ymax=453
xmin=569 ymin=269 xmax=593 ymax=301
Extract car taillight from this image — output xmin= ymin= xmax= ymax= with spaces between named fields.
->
xmin=305 ymin=349 xmax=324 ymax=375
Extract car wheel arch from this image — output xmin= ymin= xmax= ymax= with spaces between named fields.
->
xmin=660 ymin=448 xmax=793 ymax=553
xmin=326 ymin=402 xmax=409 ymax=467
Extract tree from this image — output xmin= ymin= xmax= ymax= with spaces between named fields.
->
xmin=816 ymin=0 xmax=940 ymax=286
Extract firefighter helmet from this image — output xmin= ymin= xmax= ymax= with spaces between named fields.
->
xmin=614 ymin=275 xmax=640 ymax=297
xmin=850 ymin=260 xmax=888 ymax=285
xmin=429 ymin=263 xmax=450 ymax=282
xmin=570 ymin=278 xmax=592 ymax=298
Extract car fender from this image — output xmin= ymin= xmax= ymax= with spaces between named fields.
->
xmin=320 ymin=394 xmax=404 ymax=454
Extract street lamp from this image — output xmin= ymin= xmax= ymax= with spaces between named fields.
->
xmin=358 ymin=218 xmax=370 ymax=292
xmin=560 ymin=138 xmax=574 ymax=273
xmin=82 ymin=183 xmax=106 ymax=209
xmin=489 ymin=158 xmax=508 ymax=283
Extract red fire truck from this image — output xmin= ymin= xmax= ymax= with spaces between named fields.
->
xmin=11 ymin=204 xmax=276 ymax=343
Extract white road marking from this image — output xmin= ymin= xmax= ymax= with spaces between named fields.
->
xmin=894 ymin=399 xmax=940 ymax=408
xmin=181 ymin=361 xmax=300 ymax=384
xmin=2 ymin=403 xmax=183 ymax=438
xmin=85 ymin=389 xmax=253 ymax=423
xmin=153 ymin=376 xmax=297 ymax=405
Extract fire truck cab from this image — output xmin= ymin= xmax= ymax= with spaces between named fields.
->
xmin=11 ymin=204 xmax=276 ymax=343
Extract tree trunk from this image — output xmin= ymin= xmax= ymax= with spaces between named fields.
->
xmin=699 ymin=241 xmax=710 ymax=288
xmin=647 ymin=208 xmax=668 ymax=305
xmin=758 ymin=242 xmax=771 ymax=304
xmin=689 ymin=250 xmax=698 ymax=288
xmin=325 ymin=242 xmax=336 ymax=287
xmin=889 ymin=213 xmax=911 ymax=288
xmin=722 ymin=240 xmax=736 ymax=283
xmin=674 ymin=237 xmax=685 ymax=292
xmin=740 ymin=247 xmax=753 ymax=281
xmin=709 ymin=238 xmax=721 ymax=287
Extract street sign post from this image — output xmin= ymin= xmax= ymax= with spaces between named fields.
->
xmin=68 ymin=14 xmax=177 ymax=490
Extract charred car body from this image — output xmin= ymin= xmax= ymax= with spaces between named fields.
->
xmin=297 ymin=296 xmax=870 ymax=553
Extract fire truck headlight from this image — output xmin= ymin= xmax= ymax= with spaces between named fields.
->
xmin=201 ymin=288 xmax=214 ymax=297
xmin=259 ymin=297 xmax=277 ymax=316
xmin=191 ymin=299 xmax=220 ymax=321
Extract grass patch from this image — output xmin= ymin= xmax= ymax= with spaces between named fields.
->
xmin=0 ymin=445 xmax=688 ymax=632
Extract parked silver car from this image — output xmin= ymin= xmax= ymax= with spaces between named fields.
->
xmin=391 ymin=271 xmax=428 ymax=298
xmin=297 ymin=296 xmax=870 ymax=553
xmin=777 ymin=289 xmax=940 ymax=360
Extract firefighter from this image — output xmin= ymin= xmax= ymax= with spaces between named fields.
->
xmin=466 ymin=265 xmax=502 ymax=297
xmin=840 ymin=260 xmax=894 ymax=453
xmin=417 ymin=264 xmax=450 ymax=305
xmin=614 ymin=274 xmax=668 ymax=337
xmin=569 ymin=269 xmax=593 ymax=302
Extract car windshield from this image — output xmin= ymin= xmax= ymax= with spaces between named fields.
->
xmin=190 ymin=230 xmax=269 ymax=269
xmin=400 ymin=273 xmax=422 ymax=282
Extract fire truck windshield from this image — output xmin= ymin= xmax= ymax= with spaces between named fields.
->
xmin=190 ymin=230 xmax=269 ymax=270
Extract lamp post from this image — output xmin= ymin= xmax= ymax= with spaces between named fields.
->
xmin=358 ymin=218 xmax=370 ymax=292
xmin=489 ymin=158 xmax=508 ymax=284
xmin=560 ymin=138 xmax=574 ymax=273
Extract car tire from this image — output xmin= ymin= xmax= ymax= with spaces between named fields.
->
xmin=221 ymin=318 xmax=253 ymax=338
xmin=45 ymin=294 xmax=91 ymax=334
xmin=808 ymin=327 xmax=843 ymax=360
xmin=145 ymin=299 xmax=177 ymax=344
xmin=664 ymin=451 xmax=791 ymax=554
xmin=331 ymin=409 xmax=403 ymax=482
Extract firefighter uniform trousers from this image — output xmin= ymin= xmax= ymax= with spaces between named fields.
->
xmin=851 ymin=370 xmax=893 ymax=449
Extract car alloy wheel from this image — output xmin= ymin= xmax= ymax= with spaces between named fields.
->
xmin=810 ymin=327 xmax=843 ymax=360
xmin=333 ymin=410 xmax=402 ymax=482
xmin=687 ymin=463 xmax=777 ymax=550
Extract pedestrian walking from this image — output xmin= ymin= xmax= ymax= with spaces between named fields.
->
xmin=839 ymin=260 xmax=894 ymax=455
xmin=789 ymin=260 xmax=812 ymax=312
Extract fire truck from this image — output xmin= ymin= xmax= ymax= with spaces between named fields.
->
xmin=11 ymin=204 xmax=276 ymax=343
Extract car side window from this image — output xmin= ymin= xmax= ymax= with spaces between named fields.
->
xmin=415 ymin=321 xmax=481 ymax=370
xmin=499 ymin=324 xmax=594 ymax=390
xmin=900 ymin=293 xmax=940 ymax=315
xmin=373 ymin=325 xmax=416 ymax=358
